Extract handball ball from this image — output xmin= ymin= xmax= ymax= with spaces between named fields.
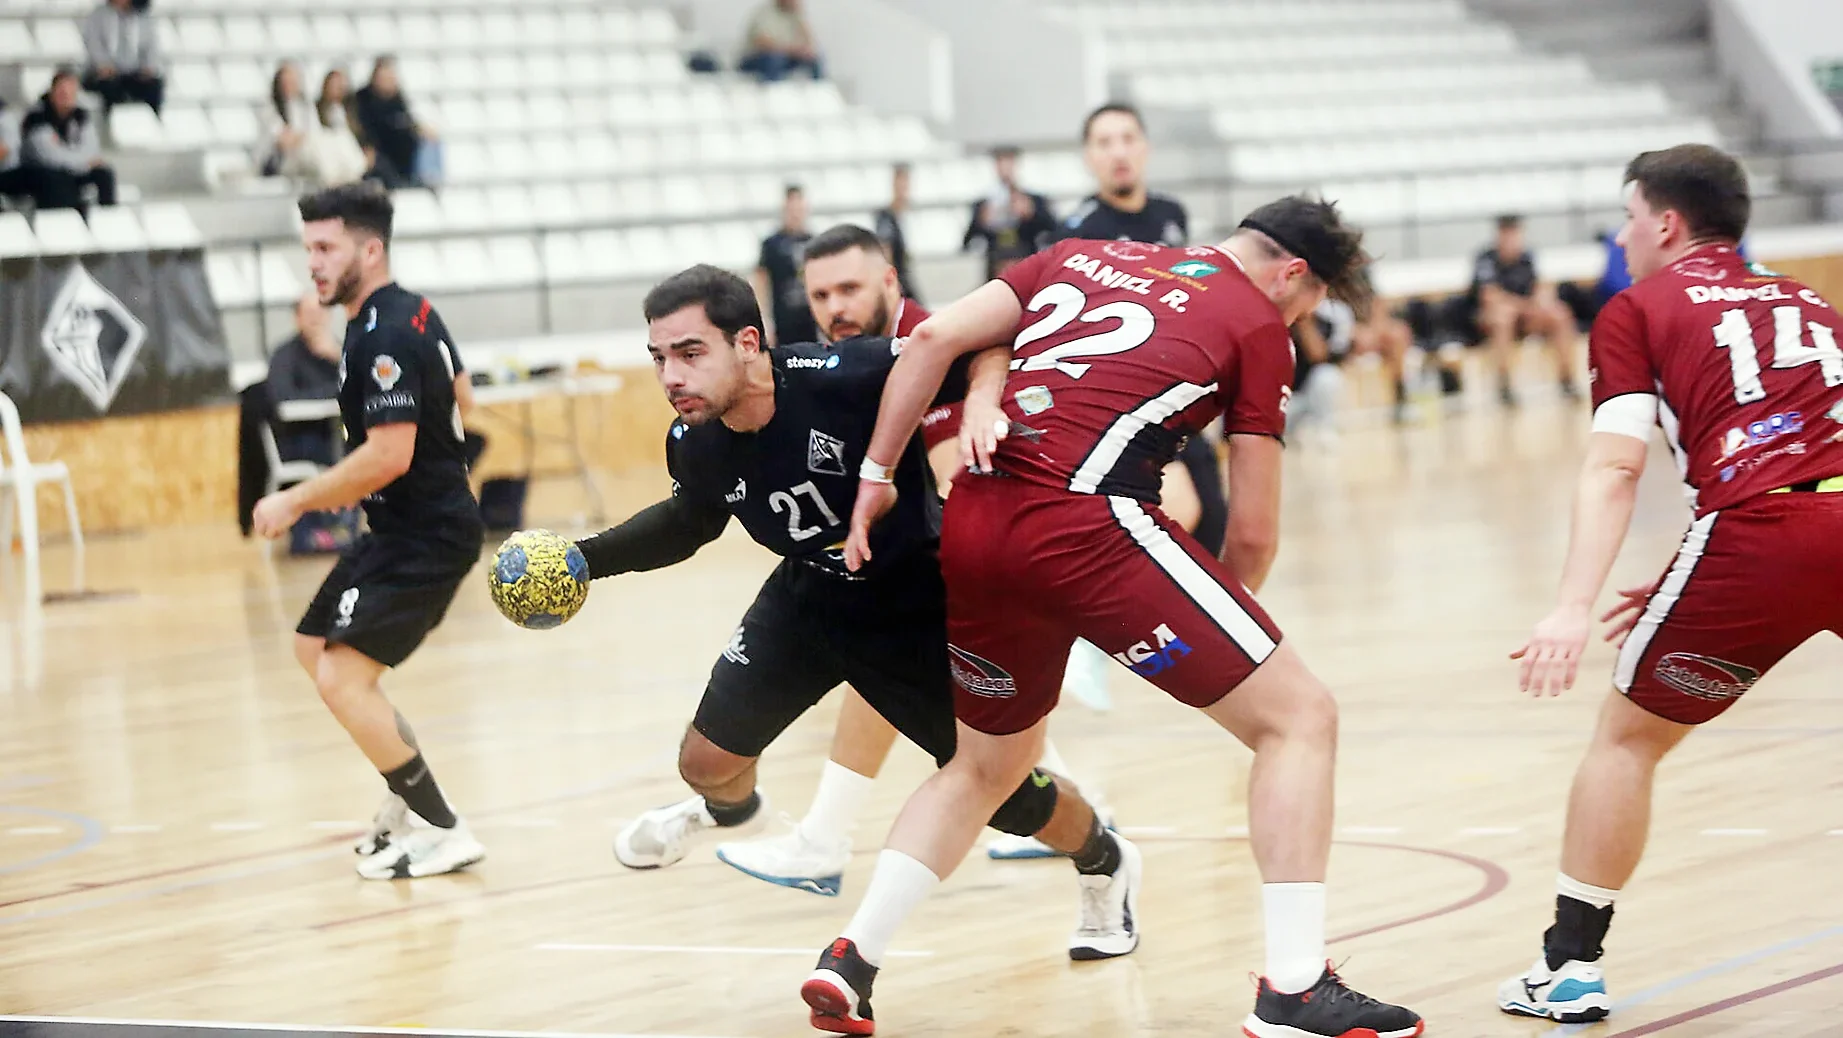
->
xmin=489 ymin=529 xmax=590 ymax=629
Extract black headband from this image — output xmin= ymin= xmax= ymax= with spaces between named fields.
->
xmin=1238 ymin=216 xmax=1338 ymax=285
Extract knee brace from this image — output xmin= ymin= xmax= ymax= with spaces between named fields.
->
xmin=986 ymin=768 xmax=1059 ymax=836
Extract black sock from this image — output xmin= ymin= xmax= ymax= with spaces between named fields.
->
xmin=383 ymin=754 xmax=457 ymax=829
xmin=1393 ymin=378 xmax=1407 ymax=405
xmin=707 ymin=789 xmax=761 ymax=827
xmin=1070 ymin=815 xmax=1120 ymax=876
xmin=1543 ymin=895 xmax=1614 ymax=970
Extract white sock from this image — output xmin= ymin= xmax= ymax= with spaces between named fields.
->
xmin=799 ymin=760 xmax=875 ymax=846
xmin=1557 ymin=872 xmax=1619 ymax=909
xmin=839 ymin=849 xmax=940 ymax=966
xmin=1263 ymin=882 xmax=1328 ymax=994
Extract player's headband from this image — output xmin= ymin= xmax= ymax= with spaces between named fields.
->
xmin=1238 ymin=216 xmax=1339 ymax=286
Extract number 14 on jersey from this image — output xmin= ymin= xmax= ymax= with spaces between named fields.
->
xmin=1714 ymin=305 xmax=1843 ymax=404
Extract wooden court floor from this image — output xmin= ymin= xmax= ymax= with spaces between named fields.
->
xmin=3 ymin=400 xmax=1841 ymax=1037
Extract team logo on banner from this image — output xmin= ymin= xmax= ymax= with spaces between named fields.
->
xmin=39 ymin=264 xmax=148 ymax=412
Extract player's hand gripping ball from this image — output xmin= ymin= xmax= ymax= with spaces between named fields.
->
xmin=489 ymin=529 xmax=591 ymax=629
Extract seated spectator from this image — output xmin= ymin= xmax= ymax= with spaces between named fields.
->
xmin=21 ymin=70 xmax=116 ymax=214
xmin=739 ymin=0 xmax=823 ymax=83
xmin=1349 ymin=289 xmax=1417 ymax=424
xmin=267 ymin=292 xmax=343 ymax=467
xmin=0 ymin=99 xmax=34 ymax=206
xmin=314 ymin=68 xmax=380 ymax=182
xmin=259 ymin=62 xmax=366 ymax=187
xmin=962 ymin=146 xmax=1057 ymax=280
xmin=352 ymin=56 xmax=440 ymax=189
xmin=1471 ymin=214 xmax=1581 ymax=406
xmin=80 ymin=0 xmax=165 ymax=114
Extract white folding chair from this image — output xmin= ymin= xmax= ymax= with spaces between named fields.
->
xmin=0 ymin=390 xmax=84 ymax=603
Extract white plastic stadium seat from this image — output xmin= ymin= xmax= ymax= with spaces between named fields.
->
xmin=31 ymin=210 xmax=96 ymax=254
xmin=0 ymin=22 xmax=36 ymax=61
xmin=141 ymin=203 xmax=205 ymax=250
xmin=0 ymin=213 xmax=40 ymax=259
xmin=109 ymin=103 xmax=165 ymax=149
xmin=32 ymin=19 xmax=85 ymax=60
xmin=86 ymin=206 xmax=147 ymax=252
xmin=390 ymin=189 xmax=444 ymax=237
xmin=205 ymin=251 xmax=258 ymax=308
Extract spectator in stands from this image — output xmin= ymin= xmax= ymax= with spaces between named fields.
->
xmin=352 ymin=56 xmax=438 ymax=189
xmin=80 ymin=0 xmax=165 ymax=114
xmin=314 ymin=69 xmax=378 ymax=180
xmin=21 ymin=70 xmax=115 ymax=214
xmin=260 ymin=62 xmax=367 ymax=188
xmin=873 ymin=163 xmax=919 ymax=302
xmin=1471 ymin=214 xmax=1581 ymax=406
xmin=756 ymin=184 xmax=818 ymax=346
xmin=962 ymin=146 xmax=1057 ymax=280
xmin=0 ymin=99 xmax=33 ymax=207
xmin=738 ymin=0 xmax=822 ymax=83
xmin=267 ymin=292 xmax=342 ymax=467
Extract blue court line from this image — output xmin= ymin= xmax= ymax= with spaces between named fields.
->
xmin=0 ymin=806 xmax=105 ymax=876
xmin=1541 ymin=924 xmax=1843 ymax=1036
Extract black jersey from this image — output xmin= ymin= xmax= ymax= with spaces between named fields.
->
xmin=1058 ymin=192 xmax=1189 ymax=247
xmin=578 ymin=338 xmax=963 ymax=583
xmin=1471 ymin=247 xmax=1539 ymax=298
xmin=338 ymin=283 xmax=483 ymax=555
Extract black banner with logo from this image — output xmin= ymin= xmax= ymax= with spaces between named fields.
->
xmin=0 ymin=249 xmax=231 ymax=424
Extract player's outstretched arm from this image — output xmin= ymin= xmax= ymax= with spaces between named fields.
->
xmin=1512 ymin=431 xmax=1649 ymax=696
xmin=845 ymin=282 xmax=1023 ymax=570
xmin=1222 ymin=433 xmax=1282 ymax=592
xmin=251 ymin=423 xmax=416 ymax=538
xmin=574 ymin=496 xmax=730 ymax=579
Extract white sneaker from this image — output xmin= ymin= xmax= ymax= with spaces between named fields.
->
xmin=352 ymin=793 xmax=407 ymax=856
xmin=615 ymin=792 xmax=767 ymax=870
xmin=1069 ymin=832 xmax=1141 ymax=960
xmin=716 ymin=822 xmax=851 ymax=896
xmin=1498 ymin=957 xmax=1610 ymax=1023
xmin=356 ymin=813 xmax=485 ymax=880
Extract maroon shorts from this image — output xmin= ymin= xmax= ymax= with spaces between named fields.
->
xmin=940 ymin=474 xmax=1283 ymax=735
xmin=920 ymin=402 xmax=962 ymax=452
xmin=1615 ymin=492 xmax=1843 ymax=725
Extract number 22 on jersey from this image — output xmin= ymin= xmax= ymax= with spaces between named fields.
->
xmin=1713 ymin=306 xmax=1843 ymax=403
xmin=1011 ymin=283 xmax=1158 ymax=379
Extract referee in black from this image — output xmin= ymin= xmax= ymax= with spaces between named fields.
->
xmin=580 ymin=265 xmax=1137 ymax=961
xmin=252 ymin=182 xmax=486 ymax=880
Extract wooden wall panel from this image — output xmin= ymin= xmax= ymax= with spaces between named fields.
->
xmin=1768 ymin=254 xmax=1843 ymax=304
xmin=17 ymin=406 xmax=238 ymax=537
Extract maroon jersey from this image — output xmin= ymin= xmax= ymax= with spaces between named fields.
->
xmin=990 ymin=238 xmax=1293 ymax=500
xmin=1590 ymin=244 xmax=1843 ymax=515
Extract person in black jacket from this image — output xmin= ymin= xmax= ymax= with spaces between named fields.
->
xmin=872 ymin=163 xmax=919 ymax=302
xmin=961 ymin=146 xmax=1057 ymax=280
xmin=351 ymin=56 xmax=434 ymax=189
xmin=267 ymin=292 xmax=343 ymax=466
xmin=20 ymin=70 xmax=116 ymax=213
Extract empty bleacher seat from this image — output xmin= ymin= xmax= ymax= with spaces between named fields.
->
xmin=32 ymin=210 xmax=97 ymax=255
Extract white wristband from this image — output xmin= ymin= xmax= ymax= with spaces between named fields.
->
xmin=859 ymin=458 xmax=895 ymax=484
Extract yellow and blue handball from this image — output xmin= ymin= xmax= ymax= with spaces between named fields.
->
xmin=489 ymin=529 xmax=591 ymax=629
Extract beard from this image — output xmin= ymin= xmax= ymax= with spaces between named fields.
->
xmin=321 ymin=260 xmax=364 ymax=308
xmin=828 ymin=296 xmax=893 ymax=342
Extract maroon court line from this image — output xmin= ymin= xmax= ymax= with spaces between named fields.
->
xmin=308 ymin=837 xmax=1510 ymax=941
xmin=1602 ymin=961 xmax=1843 ymax=1037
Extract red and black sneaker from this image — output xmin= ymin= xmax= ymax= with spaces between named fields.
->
xmin=802 ymin=937 xmax=878 ymax=1035
xmin=1242 ymin=963 xmax=1423 ymax=1038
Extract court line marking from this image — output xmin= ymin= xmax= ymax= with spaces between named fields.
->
xmin=0 ymin=1016 xmax=749 ymax=1038
xmin=0 ymin=746 xmax=680 ymax=911
xmin=1460 ymin=826 xmax=1522 ymax=835
xmin=0 ymin=850 xmax=348 ymax=927
xmin=1597 ymin=960 xmax=1843 ymax=1037
xmin=0 ymin=806 xmax=104 ymax=877
xmin=7 ymin=826 xmax=63 ymax=835
xmin=1542 ymin=923 xmax=1843 ymax=1037
xmin=210 ymin=822 xmax=265 ymax=832
xmin=110 ymin=825 xmax=163 ymax=834
xmin=536 ymin=943 xmax=933 ymax=958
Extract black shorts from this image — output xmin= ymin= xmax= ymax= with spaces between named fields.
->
xmin=693 ymin=552 xmax=956 ymax=763
xmin=1177 ymin=434 xmax=1226 ymax=558
xmin=297 ymin=534 xmax=475 ymax=667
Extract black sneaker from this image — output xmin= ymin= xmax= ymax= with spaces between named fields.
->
xmin=803 ymin=938 xmax=878 ymax=1035
xmin=1242 ymin=964 xmax=1424 ymax=1038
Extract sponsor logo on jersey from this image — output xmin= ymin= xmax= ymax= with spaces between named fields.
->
xmin=807 ymin=429 xmax=848 ymax=476
xmin=1722 ymin=412 xmax=1803 ymax=458
xmin=1684 ymin=283 xmax=1795 ymax=304
xmin=364 ymin=391 xmax=415 ymax=413
xmin=1675 ymin=257 xmax=1730 ymax=282
xmin=785 ymin=354 xmax=840 ymax=370
xmin=1167 ymin=260 xmax=1220 ymax=279
xmin=1102 ymin=241 xmax=1153 ymax=262
xmin=1111 ymin=623 xmax=1192 ymax=678
xmin=922 ymin=405 xmax=953 ymax=428
xmin=1279 ymin=384 xmax=1293 ymax=416
xmin=948 ymin=644 xmax=1016 ymax=698
xmin=725 ymin=479 xmax=747 ymax=504
xmin=1720 ymin=464 xmax=1738 ymax=482
xmin=1653 ymin=652 xmax=1759 ymax=703
xmin=1829 ymin=401 xmax=1843 ymax=424
xmin=672 ymin=423 xmax=686 ymax=439
xmin=1062 ymin=253 xmax=1156 ymax=296
xmin=365 ymin=308 xmax=378 ymax=333
xmin=372 ymin=354 xmax=402 ymax=390
xmin=1745 ymin=262 xmax=1784 ymax=278
xmin=334 ymin=587 xmax=360 ymax=629
xmin=1145 ymin=265 xmax=1213 ymax=293
xmin=1015 ymin=385 xmax=1054 ymax=415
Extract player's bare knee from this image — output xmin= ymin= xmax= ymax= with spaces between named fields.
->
xmin=678 ymin=726 xmax=753 ymax=792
